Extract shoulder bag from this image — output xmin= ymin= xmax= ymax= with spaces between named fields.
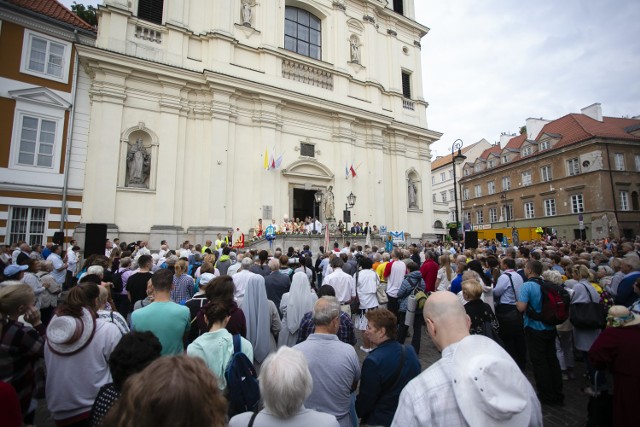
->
xmin=495 ymin=273 xmax=524 ymax=334
xmin=570 ymin=282 xmax=606 ymax=330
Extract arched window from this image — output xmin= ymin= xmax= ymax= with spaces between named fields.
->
xmin=284 ymin=7 xmax=321 ymax=60
xmin=434 ymin=220 xmax=444 ymax=229
xmin=632 ymin=191 xmax=639 ymax=211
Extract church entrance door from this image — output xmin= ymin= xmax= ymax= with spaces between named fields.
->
xmin=293 ymin=188 xmax=318 ymax=221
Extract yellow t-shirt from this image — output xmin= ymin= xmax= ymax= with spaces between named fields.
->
xmin=376 ymin=261 xmax=389 ymax=283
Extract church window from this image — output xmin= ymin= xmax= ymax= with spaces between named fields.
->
xmin=284 ymin=7 xmax=322 ymax=60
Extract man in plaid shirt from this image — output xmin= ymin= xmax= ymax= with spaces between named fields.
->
xmin=296 ymin=285 xmax=356 ymax=345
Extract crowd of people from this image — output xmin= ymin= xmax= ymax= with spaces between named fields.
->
xmin=1 ymin=234 xmax=639 ymax=426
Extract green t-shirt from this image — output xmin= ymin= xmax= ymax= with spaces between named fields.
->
xmin=132 ymin=301 xmax=190 ymax=355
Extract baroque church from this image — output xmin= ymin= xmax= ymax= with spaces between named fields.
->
xmin=76 ymin=0 xmax=441 ymax=246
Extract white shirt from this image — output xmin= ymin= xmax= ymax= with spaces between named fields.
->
xmin=227 ymin=262 xmax=241 ymax=276
xmin=136 ymin=246 xmax=151 ymax=257
xmin=45 ymin=319 xmax=121 ymax=420
xmin=67 ymin=250 xmax=78 ymax=273
xmin=386 ymin=260 xmax=407 ymax=297
xmin=355 ymin=269 xmax=379 ymax=309
xmin=392 ymin=338 xmax=542 ymax=427
xmin=47 ymin=253 xmax=66 ymax=284
xmin=323 ymin=268 xmax=356 ymax=303
xmin=232 ymin=269 xmax=255 ymax=301
xmin=392 ymin=341 xmax=468 ymax=427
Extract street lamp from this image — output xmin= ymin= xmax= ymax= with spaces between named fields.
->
xmin=451 ymin=139 xmax=466 ymax=241
xmin=313 ymin=191 xmax=323 ymax=234
xmin=344 ymin=191 xmax=356 ymax=233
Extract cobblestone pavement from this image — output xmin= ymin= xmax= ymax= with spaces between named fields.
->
xmin=37 ymin=327 xmax=594 ymax=427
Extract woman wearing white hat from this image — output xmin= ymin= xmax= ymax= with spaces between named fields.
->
xmin=44 ymin=280 xmax=122 ymax=426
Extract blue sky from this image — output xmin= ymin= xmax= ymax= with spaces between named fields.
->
xmin=61 ymin=1 xmax=640 ymax=156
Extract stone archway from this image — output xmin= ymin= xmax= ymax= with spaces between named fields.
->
xmin=282 ymin=159 xmax=334 ymax=222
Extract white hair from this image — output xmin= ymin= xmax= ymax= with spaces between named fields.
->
xmin=259 ymin=347 xmax=313 ymax=418
xmin=240 ymin=256 xmax=253 ymax=270
xmin=268 ymin=258 xmax=280 ymax=271
xmin=86 ymin=265 xmax=104 ymax=277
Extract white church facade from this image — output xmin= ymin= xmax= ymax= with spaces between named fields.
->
xmin=76 ymin=0 xmax=441 ymax=247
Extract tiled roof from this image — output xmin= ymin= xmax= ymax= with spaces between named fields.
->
xmin=6 ymin=0 xmax=95 ymax=32
xmin=460 ymin=112 xmax=640 ymax=181
xmin=504 ymin=133 xmax=526 ymax=150
xmin=431 ymin=142 xmax=479 ymax=170
xmin=537 ymin=114 xmax=640 ymax=149
xmin=478 ymin=145 xmax=501 ymax=160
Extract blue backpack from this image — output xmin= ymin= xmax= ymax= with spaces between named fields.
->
xmin=225 ymin=335 xmax=260 ymax=416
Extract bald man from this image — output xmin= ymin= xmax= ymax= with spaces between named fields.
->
xmin=392 ymin=292 xmax=542 ymax=427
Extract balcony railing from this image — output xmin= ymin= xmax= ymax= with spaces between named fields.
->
xmin=135 ymin=24 xmax=162 ymax=44
xmin=403 ymin=98 xmax=415 ymax=110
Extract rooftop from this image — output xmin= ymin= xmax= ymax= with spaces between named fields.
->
xmin=5 ymin=0 xmax=95 ymax=32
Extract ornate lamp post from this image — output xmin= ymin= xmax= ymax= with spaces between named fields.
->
xmin=451 ymin=139 xmax=467 ymax=241
xmin=344 ymin=191 xmax=356 ymax=233
xmin=313 ymin=190 xmax=323 ymax=234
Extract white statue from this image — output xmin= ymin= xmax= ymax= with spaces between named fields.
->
xmin=350 ymin=37 xmax=360 ymax=63
xmin=324 ymin=186 xmax=335 ymax=220
xmin=408 ymin=180 xmax=417 ymax=208
xmin=241 ymin=0 xmax=252 ymax=26
xmin=126 ymin=138 xmax=151 ymax=187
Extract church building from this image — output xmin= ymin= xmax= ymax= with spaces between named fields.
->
xmin=76 ymin=0 xmax=441 ymax=246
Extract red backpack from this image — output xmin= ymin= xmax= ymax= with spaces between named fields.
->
xmin=526 ymin=278 xmax=570 ymax=325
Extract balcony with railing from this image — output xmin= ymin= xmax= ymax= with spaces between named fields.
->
xmin=402 ymin=98 xmax=415 ymax=110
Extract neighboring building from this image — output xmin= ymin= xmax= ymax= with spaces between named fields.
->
xmin=0 ymin=0 xmax=95 ymax=246
xmin=430 ymin=139 xmax=492 ymax=240
xmin=75 ymin=0 xmax=441 ymax=247
xmin=458 ymin=103 xmax=640 ymax=240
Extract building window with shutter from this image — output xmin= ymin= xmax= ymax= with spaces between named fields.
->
xmin=138 ymin=0 xmax=164 ymax=25
xmin=401 ymin=71 xmax=411 ymax=99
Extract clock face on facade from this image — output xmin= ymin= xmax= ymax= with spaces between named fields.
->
xmin=582 ymin=160 xmax=590 ymax=168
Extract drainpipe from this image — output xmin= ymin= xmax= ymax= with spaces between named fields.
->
xmin=61 ymin=29 xmax=80 ymax=245
xmin=604 ymin=143 xmax=619 ymax=238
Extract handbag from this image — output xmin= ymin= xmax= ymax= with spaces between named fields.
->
xmin=376 ymin=278 xmax=388 ymax=304
xmin=350 ymin=270 xmax=360 ymax=315
xmin=570 ymin=283 xmax=606 ymax=330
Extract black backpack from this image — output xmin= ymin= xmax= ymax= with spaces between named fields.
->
xmin=225 ymin=335 xmax=260 ymax=417
xmin=527 ymin=278 xmax=570 ymax=325
xmin=111 ymin=270 xmax=124 ymax=293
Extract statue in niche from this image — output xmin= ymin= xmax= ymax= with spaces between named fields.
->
xmin=350 ymin=37 xmax=360 ymax=63
xmin=126 ymin=138 xmax=151 ymax=188
xmin=408 ymin=180 xmax=417 ymax=208
xmin=324 ymin=186 xmax=335 ymax=220
xmin=241 ymin=0 xmax=252 ymax=26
